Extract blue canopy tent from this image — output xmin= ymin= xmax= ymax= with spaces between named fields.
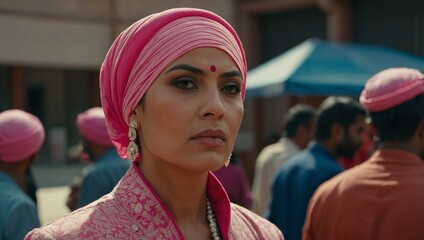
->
xmin=246 ymin=38 xmax=424 ymax=98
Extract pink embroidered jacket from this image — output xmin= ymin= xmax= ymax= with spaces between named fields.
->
xmin=26 ymin=161 xmax=283 ymax=239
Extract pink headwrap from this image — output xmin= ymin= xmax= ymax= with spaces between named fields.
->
xmin=360 ymin=68 xmax=424 ymax=112
xmin=0 ymin=109 xmax=45 ymax=163
xmin=76 ymin=107 xmax=114 ymax=147
xmin=100 ymin=8 xmax=247 ymax=159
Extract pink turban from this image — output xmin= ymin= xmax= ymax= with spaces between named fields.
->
xmin=0 ymin=109 xmax=45 ymax=163
xmin=100 ymin=8 xmax=247 ymax=159
xmin=360 ymin=68 xmax=424 ymax=112
xmin=76 ymin=107 xmax=114 ymax=147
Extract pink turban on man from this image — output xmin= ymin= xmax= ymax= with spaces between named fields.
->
xmin=100 ymin=8 xmax=247 ymax=159
xmin=0 ymin=109 xmax=45 ymax=163
xmin=360 ymin=68 xmax=424 ymax=112
xmin=76 ymin=107 xmax=114 ymax=147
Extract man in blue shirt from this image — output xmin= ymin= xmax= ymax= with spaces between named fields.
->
xmin=267 ymin=97 xmax=367 ymax=240
xmin=0 ymin=110 xmax=45 ymax=240
xmin=66 ymin=107 xmax=130 ymax=211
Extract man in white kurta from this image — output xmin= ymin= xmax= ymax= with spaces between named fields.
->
xmin=251 ymin=104 xmax=316 ymax=216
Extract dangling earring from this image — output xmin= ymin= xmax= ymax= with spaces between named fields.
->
xmin=225 ymin=153 xmax=232 ymax=167
xmin=127 ymin=120 xmax=139 ymax=161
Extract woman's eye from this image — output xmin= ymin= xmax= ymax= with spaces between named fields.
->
xmin=222 ymin=83 xmax=241 ymax=95
xmin=171 ymin=78 xmax=198 ymax=90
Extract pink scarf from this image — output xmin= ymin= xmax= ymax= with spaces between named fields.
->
xmin=100 ymin=8 xmax=247 ymax=159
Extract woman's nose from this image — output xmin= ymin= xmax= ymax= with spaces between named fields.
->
xmin=200 ymin=89 xmax=226 ymax=119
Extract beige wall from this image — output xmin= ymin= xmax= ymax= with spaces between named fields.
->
xmin=114 ymin=0 xmax=235 ymax=21
xmin=0 ymin=14 xmax=110 ymax=68
xmin=0 ymin=0 xmax=110 ymax=19
xmin=0 ymin=0 xmax=237 ymax=68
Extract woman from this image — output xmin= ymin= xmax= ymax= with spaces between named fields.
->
xmin=25 ymin=7 xmax=283 ymax=239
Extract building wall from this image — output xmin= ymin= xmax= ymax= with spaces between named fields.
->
xmin=353 ymin=0 xmax=424 ymax=56
xmin=0 ymin=1 xmax=111 ymax=68
xmin=0 ymin=0 xmax=237 ymax=69
xmin=0 ymin=14 xmax=110 ymax=68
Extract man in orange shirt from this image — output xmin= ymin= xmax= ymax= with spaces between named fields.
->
xmin=303 ymin=68 xmax=424 ymax=240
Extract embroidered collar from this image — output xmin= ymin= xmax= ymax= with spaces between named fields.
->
xmin=112 ymin=161 xmax=231 ymax=239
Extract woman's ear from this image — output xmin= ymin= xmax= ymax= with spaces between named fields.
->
xmin=132 ymin=104 xmax=143 ymax=120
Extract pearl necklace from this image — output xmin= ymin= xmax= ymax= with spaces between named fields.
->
xmin=206 ymin=198 xmax=221 ymax=240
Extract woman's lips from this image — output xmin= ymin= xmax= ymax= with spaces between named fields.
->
xmin=192 ymin=129 xmax=226 ymax=147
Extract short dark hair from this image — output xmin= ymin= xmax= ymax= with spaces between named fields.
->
xmin=315 ymin=96 xmax=366 ymax=141
xmin=370 ymin=94 xmax=424 ymax=142
xmin=284 ymin=104 xmax=316 ymax=138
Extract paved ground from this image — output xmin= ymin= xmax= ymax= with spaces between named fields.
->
xmin=32 ymin=163 xmax=85 ymax=225
xmin=37 ymin=186 xmax=70 ymax=225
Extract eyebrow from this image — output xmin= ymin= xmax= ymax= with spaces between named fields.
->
xmin=166 ymin=64 xmax=204 ymax=75
xmin=220 ymin=70 xmax=242 ymax=78
xmin=166 ymin=64 xmax=242 ymax=78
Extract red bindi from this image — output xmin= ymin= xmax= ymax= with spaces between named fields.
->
xmin=210 ymin=65 xmax=216 ymax=72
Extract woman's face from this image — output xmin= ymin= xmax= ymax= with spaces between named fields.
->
xmin=133 ymin=47 xmax=244 ymax=171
